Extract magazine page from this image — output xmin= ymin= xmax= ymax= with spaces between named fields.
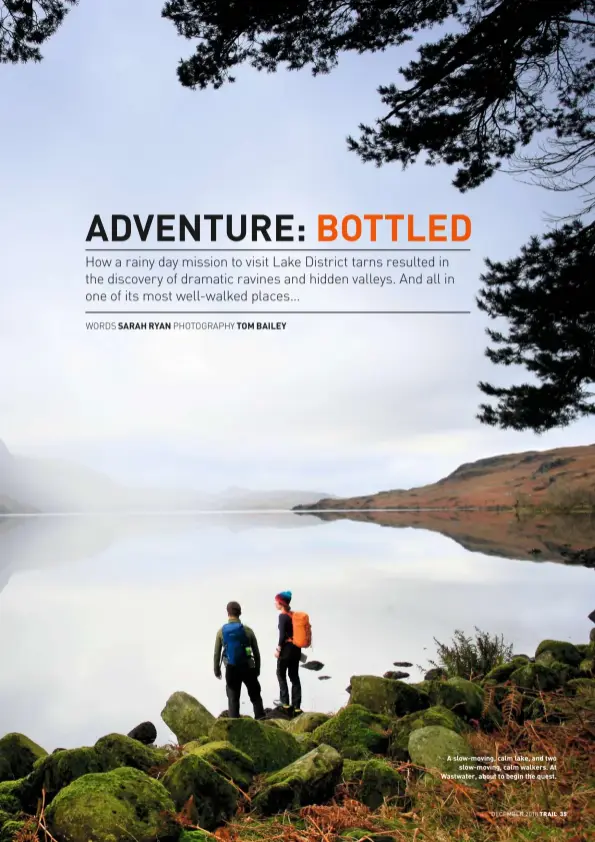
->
xmin=1 ymin=2 xmax=593 ymax=841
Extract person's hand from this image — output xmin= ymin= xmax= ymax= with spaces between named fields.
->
xmin=214 ymin=671 xmax=222 ymax=680
xmin=274 ymin=647 xmax=280 ymax=659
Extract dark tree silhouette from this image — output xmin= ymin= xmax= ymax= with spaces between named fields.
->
xmin=162 ymin=0 xmax=595 ymax=431
xmin=5 ymin=1 xmax=595 ymax=430
xmin=0 ymin=1 xmax=77 ymax=64
xmin=477 ymin=221 xmax=595 ymax=432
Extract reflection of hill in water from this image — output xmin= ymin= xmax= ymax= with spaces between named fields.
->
xmin=297 ymin=510 xmax=595 ymax=567
xmin=0 ymin=512 xmax=324 ymax=593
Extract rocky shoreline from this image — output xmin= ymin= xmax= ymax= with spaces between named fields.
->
xmin=1 ymin=630 xmax=594 ymax=842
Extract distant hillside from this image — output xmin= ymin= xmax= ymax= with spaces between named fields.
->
xmin=0 ymin=440 xmax=329 ymax=513
xmin=0 ymin=494 xmax=38 ymax=514
xmin=212 ymin=487 xmax=332 ymax=510
xmin=293 ymin=444 xmax=595 ymax=511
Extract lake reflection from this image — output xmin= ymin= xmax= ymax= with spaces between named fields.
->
xmin=0 ymin=512 xmax=593 ymax=751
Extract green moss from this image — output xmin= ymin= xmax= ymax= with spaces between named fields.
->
xmin=342 ymin=758 xmax=406 ymax=809
xmin=252 ymin=745 xmax=342 ymax=815
xmin=579 ymin=656 xmax=594 ymax=675
xmin=434 ymin=678 xmax=485 ymax=720
xmin=348 ymin=676 xmax=429 ymax=717
xmin=161 ymin=691 xmax=216 ymax=744
xmin=534 ymin=640 xmax=582 ymax=667
xmin=389 ymin=705 xmax=466 ymax=760
xmin=263 ymin=719 xmax=286 ymax=730
xmin=482 ymin=658 xmax=535 ymax=684
xmin=209 ymin=717 xmax=301 ymax=773
xmin=187 ymin=740 xmax=255 ymax=790
xmin=46 ymin=767 xmax=178 ymax=842
xmin=183 ymin=737 xmax=211 ymax=751
xmin=0 ymin=734 xmax=47 ymax=783
xmin=311 ymin=705 xmax=391 ymax=759
xmin=0 ymin=820 xmax=25 ymax=842
xmin=179 ymin=832 xmax=212 ymax=842
xmin=566 ymin=677 xmax=595 ymax=693
xmin=162 ymin=753 xmax=237 ymax=830
xmin=294 ymin=734 xmax=317 ymax=752
xmin=509 ymin=662 xmax=560 ymax=692
xmin=285 ymin=713 xmax=331 ymax=734
xmin=0 ymin=780 xmax=23 ymax=815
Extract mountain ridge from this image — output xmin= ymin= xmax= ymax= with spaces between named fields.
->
xmin=0 ymin=440 xmax=330 ymax=513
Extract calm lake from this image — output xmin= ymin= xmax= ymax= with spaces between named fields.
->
xmin=1 ymin=511 xmax=594 ymax=750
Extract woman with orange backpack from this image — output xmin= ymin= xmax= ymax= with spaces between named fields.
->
xmin=274 ymin=590 xmax=311 ymax=716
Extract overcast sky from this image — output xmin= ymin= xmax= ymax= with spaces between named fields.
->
xmin=0 ymin=0 xmax=592 ymax=495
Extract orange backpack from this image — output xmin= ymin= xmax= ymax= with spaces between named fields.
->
xmin=290 ymin=611 xmax=312 ymax=649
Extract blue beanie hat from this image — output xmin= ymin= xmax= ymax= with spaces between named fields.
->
xmin=275 ymin=590 xmax=292 ymax=606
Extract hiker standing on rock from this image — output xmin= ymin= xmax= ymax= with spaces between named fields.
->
xmin=214 ymin=601 xmax=265 ymax=720
xmin=275 ymin=590 xmax=312 ymax=716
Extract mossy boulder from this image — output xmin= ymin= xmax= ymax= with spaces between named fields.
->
xmin=162 ymin=753 xmax=237 ymax=830
xmin=21 ymin=734 xmax=165 ymax=810
xmin=535 ymin=640 xmax=582 ymax=668
xmin=509 ymin=662 xmax=560 ymax=692
xmin=342 ymin=759 xmax=406 ymax=809
xmin=285 ymin=713 xmax=331 ymax=734
xmin=482 ymin=658 xmax=534 ymax=685
xmin=183 ymin=736 xmax=212 ymax=752
xmin=209 ymin=717 xmax=301 ymax=773
xmin=46 ymin=767 xmax=178 ymax=842
xmin=0 ymin=734 xmax=47 ymax=783
xmin=295 ymin=734 xmax=317 ymax=752
xmin=389 ymin=705 xmax=466 ymax=760
xmin=408 ymin=726 xmax=481 ymax=788
xmin=21 ymin=747 xmax=105 ymax=809
xmin=348 ymin=676 xmax=429 ymax=717
xmin=94 ymin=734 xmax=166 ymax=772
xmin=311 ymin=705 xmax=391 ymax=759
xmin=161 ymin=691 xmax=216 ymax=744
xmin=252 ymin=745 xmax=342 ymax=815
xmin=186 ymin=740 xmax=255 ymax=790
xmin=566 ymin=677 xmax=595 ymax=693
xmin=433 ymin=678 xmax=485 ymax=720
xmin=0 ymin=780 xmax=23 ymax=815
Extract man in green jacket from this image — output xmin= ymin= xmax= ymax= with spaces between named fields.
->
xmin=214 ymin=601 xmax=265 ymax=720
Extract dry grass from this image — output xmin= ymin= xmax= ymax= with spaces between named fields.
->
xmin=212 ymin=690 xmax=595 ymax=842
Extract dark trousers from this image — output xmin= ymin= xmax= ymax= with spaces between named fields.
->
xmin=225 ymin=664 xmax=265 ymax=719
xmin=277 ymin=646 xmax=302 ymax=709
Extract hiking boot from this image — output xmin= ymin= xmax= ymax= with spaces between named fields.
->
xmin=271 ymin=704 xmax=293 ymax=719
xmin=293 ymin=708 xmax=303 ymax=716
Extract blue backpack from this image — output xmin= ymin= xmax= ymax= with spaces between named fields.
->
xmin=222 ymin=622 xmax=250 ymax=666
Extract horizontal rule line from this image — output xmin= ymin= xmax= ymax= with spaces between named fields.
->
xmin=85 ymin=310 xmax=472 ymax=315
xmin=84 ymin=248 xmax=471 ymax=252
